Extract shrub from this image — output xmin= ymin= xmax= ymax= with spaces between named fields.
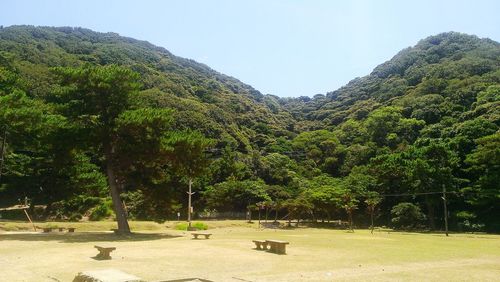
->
xmin=456 ymin=211 xmax=484 ymax=232
xmin=89 ymin=199 xmax=114 ymax=221
xmin=174 ymin=222 xmax=208 ymax=230
xmin=391 ymin=202 xmax=426 ymax=230
xmin=50 ymin=195 xmax=102 ymax=220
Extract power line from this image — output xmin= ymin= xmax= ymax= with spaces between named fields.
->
xmin=380 ymin=191 xmax=456 ymax=197
xmin=378 ymin=190 xmax=496 ymax=198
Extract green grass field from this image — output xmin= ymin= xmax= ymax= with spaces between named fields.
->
xmin=0 ymin=220 xmax=499 ymax=281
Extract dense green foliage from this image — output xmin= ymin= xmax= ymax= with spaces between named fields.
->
xmin=391 ymin=202 xmax=426 ymax=230
xmin=0 ymin=26 xmax=498 ymax=232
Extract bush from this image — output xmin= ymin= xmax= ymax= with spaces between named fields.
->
xmin=50 ymin=195 xmax=102 ymax=220
xmin=391 ymin=202 xmax=426 ymax=230
xmin=174 ymin=222 xmax=208 ymax=231
xmin=89 ymin=199 xmax=114 ymax=221
xmin=456 ymin=211 xmax=484 ymax=232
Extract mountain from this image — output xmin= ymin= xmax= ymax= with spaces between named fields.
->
xmin=0 ymin=25 xmax=295 ymax=151
xmin=281 ymin=32 xmax=500 ymax=129
xmin=1 ymin=26 xmax=498 ymax=231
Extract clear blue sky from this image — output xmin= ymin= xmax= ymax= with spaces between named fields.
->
xmin=1 ymin=0 xmax=499 ymax=97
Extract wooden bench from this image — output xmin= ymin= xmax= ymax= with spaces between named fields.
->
xmin=252 ymin=240 xmax=269 ymax=250
xmin=94 ymin=245 xmax=116 ymax=260
xmin=266 ymin=240 xmax=289 ymax=254
xmin=191 ymin=232 xmax=212 ymax=239
xmin=67 ymin=227 xmax=76 ymax=233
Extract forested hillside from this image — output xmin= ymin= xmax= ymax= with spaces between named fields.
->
xmin=0 ymin=26 xmax=498 ymax=232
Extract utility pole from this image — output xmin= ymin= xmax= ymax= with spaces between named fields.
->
xmin=442 ymin=185 xmax=449 ymax=236
xmin=0 ymin=128 xmax=6 ymax=182
xmin=187 ymin=178 xmax=195 ymax=229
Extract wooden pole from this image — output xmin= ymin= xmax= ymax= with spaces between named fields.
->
xmin=442 ymin=185 xmax=449 ymax=236
xmin=370 ymin=207 xmax=375 ymax=234
xmin=23 ymin=209 xmax=36 ymax=231
xmin=187 ymin=178 xmax=194 ymax=228
xmin=0 ymin=128 xmax=6 ymax=182
xmin=258 ymin=207 xmax=261 ymax=228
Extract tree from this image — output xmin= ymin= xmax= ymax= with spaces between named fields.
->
xmin=282 ymin=193 xmax=313 ymax=227
xmin=161 ymin=130 xmax=213 ymax=227
xmin=342 ymin=193 xmax=358 ymax=232
xmin=52 ymin=65 xmax=141 ymax=233
xmin=408 ymin=142 xmax=459 ymax=230
xmin=258 ymin=153 xmax=297 ymax=185
xmin=464 ymin=132 xmax=500 ymax=232
xmin=365 ymin=192 xmax=382 ymax=234
xmin=266 ymin=185 xmax=291 ymax=222
xmin=292 ymin=130 xmax=345 ymax=176
xmin=365 ymin=106 xmax=403 ymax=147
xmin=306 ymin=175 xmax=344 ymax=222
xmin=204 ymin=178 xmax=270 ymax=213
xmin=0 ymin=85 xmax=73 ymax=212
xmin=391 ymin=202 xmax=426 ymax=230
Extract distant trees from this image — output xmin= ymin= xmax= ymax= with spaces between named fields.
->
xmin=292 ymin=130 xmax=344 ymax=176
xmin=0 ymin=67 xmax=76 ymax=212
xmin=1 ymin=27 xmax=499 ymax=232
xmin=464 ymin=133 xmax=500 ymax=232
xmin=204 ymin=179 xmax=270 ymax=212
xmin=283 ymin=193 xmax=313 ymax=227
xmin=391 ymin=203 xmax=426 ymax=230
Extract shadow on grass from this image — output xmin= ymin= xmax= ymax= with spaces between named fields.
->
xmin=302 ymin=222 xmax=350 ymax=230
xmin=384 ymin=229 xmax=498 ymax=239
xmin=274 ymin=222 xmax=349 ymax=230
xmin=0 ymin=232 xmax=182 ymax=243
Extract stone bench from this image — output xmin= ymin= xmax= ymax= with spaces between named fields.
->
xmin=42 ymin=227 xmax=53 ymax=233
xmin=191 ymin=232 xmax=212 ymax=239
xmin=252 ymin=240 xmax=269 ymax=250
xmin=266 ymin=240 xmax=289 ymax=254
xmin=94 ymin=245 xmax=116 ymax=260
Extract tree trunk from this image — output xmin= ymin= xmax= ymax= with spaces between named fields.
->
xmin=348 ymin=210 xmax=354 ymax=232
xmin=370 ymin=208 xmax=374 ymax=234
xmin=425 ymin=195 xmax=435 ymax=230
xmin=105 ymin=150 xmax=130 ymax=234
xmin=258 ymin=208 xmax=261 ymax=228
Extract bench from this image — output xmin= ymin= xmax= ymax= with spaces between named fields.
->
xmin=94 ymin=245 xmax=116 ymax=260
xmin=252 ymin=240 xmax=269 ymax=250
xmin=42 ymin=227 xmax=53 ymax=233
xmin=191 ymin=232 xmax=212 ymax=239
xmin=67 ymin=227 xmax=76 ymax=233
xmin=266 ymin=240 xmax=289 ymax=254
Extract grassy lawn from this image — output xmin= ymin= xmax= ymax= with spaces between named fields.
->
xmin=0 ymin=220 xmax=499 ymax=281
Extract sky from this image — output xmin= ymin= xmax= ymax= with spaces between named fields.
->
xmin=1 ymin=0 xmax=499 ymax=97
